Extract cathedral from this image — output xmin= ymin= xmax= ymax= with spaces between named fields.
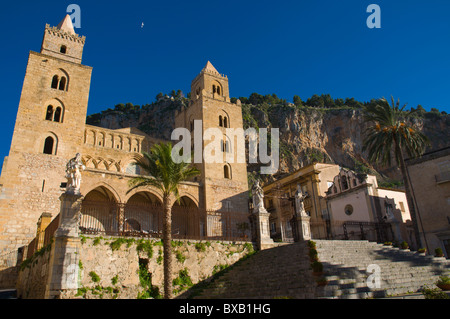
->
xmin=0 ymin=15 xmax=250 ymax=254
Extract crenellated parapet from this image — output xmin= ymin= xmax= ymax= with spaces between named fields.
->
xmin=44 ymin=24 xmax=86 ymax=44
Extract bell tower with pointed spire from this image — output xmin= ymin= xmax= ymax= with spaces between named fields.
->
xmin=0 ymin=16 xmax=93 ymax=252
xmin=175 ymin=61 xmax=249 ymax=214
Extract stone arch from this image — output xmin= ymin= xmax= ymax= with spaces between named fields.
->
xmin=50 ymin=68 xmax=70 ymax=91
xmin=80 ymin=185 xmax=120 ymax=234
xmin=124 ymin=154 xmax=145 ymax=175
xmin=82 ymin=183 xmax=121 ymax=203
xmin=39 ymin=132 xmax=58 ymax=155
xmin=82 ymin=155 xmax=97 ymax=169
xmin=172 ymin=195 xmax=203 ymax=238
xmin=173 ymin=194 xmax=199 ymax=208
xmin=218 ymin=109 xmax=230 ymax=128
xmin=212 ymin=80 xmax=223 ymax=96
xmin=97 ymin=132 xmax=105 ymax=147
xmin=124 ymin=187 xmax=163 ymax=205
xmin=124 ymin=191 xmax=163 ymax=234
xmin=223 ymin=163 xmax=232 ymax=179
xmin=85 ymin=130 xmax=96 ymax=145
xmin=43 ymin=98 xmax=65 ymax=123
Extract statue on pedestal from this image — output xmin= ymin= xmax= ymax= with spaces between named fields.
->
xmin=65 ymin=153 xmax=85 ymax=195
xmin=252 ymin=180 xmax=265 ymax=213
xmin=295 ymin=184 xmax=308 ymax=217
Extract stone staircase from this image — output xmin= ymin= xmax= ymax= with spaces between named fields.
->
xmin=314 ymin=240 xmax=450 ymax=299
xmin=182 ymin=240 xmax=450 ymax=299
xmin=189 ymin=242 xmax=317 ymax=299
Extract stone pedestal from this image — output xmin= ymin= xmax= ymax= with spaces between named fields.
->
xmin=297 ymin=215 xmax=311 ymax=242
xmin=54 ymin=193 xmax=83 ymax=238
xmin=252 ymin=207 xmax=274 ymax=250
xmin=45 ymin=193 xmax=83 ymax=299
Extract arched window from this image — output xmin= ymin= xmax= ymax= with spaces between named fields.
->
xmin=54 ymin=107 xmax=62 ymax=122
xmin=43 ymin=136 xmax=55 ymax=155
xmin=341 ymin=176 xmax=349 ymax=190
xmin=213 ymin=85 xmax=216 ymax=94
xmin=217 ymin=86 xmax=221 ymax=95
xmin=59 ymin=76 xmax=66 ymax=91
xmin=224 ymin=164 xmax=231 ymax=179
xmin=45 ymin=105 xmax=54 ymax=121
xmin=60 ymin=45 xmax=67 ymax=54
xmin=223 ymin=117 xmax=228 ymax=128
xmin=219 ymin=115 xmax=223 ymax=127
xmin=51 ymin=75 xmax=59 ymax=89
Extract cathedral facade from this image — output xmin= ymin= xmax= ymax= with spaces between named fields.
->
xmin=0 ymin=16 xmax=250 ymax=254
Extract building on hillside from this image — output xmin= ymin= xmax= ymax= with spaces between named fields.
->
xmin=0 ymin=15 xmax=249 ymax=254
xmin=405 ymin=146 xmax=450 ymax=257
xmin=262 ymin=163 xmax=413 ymax=245
xmin=326 ymin=168 xmax=414 ymax=246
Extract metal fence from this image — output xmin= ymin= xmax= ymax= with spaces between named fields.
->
xmin=309 ymin=220 xmax=393 ymax=243
xmin=79 ymin=200 xmax=252 ymax=241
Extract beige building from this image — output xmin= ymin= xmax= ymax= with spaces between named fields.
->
xmin=405 ymin=146 xmax=450 ymax=257
xmin=262 ymin=163 xmax=413 ymax=244
xmin=326 ymin=168 xmax=413 ymax=245
xmin=0 ymin=16 xmax=249 ymax=254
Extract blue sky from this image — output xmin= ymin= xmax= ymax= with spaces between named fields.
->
xmin=1 ymin=1 xmax=450 ymax=166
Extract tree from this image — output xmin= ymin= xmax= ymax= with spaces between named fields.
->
xmin=127 ymin=142 xmax=200 ymax=299
xmin=293 ymin=95 xmax=303 ymax=107
xmin=362 ymin=96 xmax=429 ymax=248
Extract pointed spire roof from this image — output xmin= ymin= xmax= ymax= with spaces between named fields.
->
xmin=202 ymin=61 xmax=220 ymax=75
xmin=57 ymin=14 xmax=76 ymax=35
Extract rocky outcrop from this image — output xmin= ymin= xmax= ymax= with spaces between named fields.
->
xmin=87 ymin=98 xmax=450 ymax=183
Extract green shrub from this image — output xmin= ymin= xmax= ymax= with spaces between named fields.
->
xmin=309 ymin=248 xmax=318 ymax=261
xmin=435 ymin=247 xmax=444 ymax=257
xmin=89 ymin=271 xmax=100 ymax=283
xmin=422 ymin=286 xmax=450 ymax=299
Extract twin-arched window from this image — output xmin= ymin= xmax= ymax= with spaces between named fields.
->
xmin=51 ymin=75 xmax=68 ymax=91
xmin=45 ymin=105 xmax=63 ymax=122
xmin=213 ymin=84 xmax=221 ymax=95
xmin=219 ymin=115 xmax=229 ymax=128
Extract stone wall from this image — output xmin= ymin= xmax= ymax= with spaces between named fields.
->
xmin=16 ymin=236 xmax=254 ymax=299
xmin=16 ymin=245 xmax=52 ymax=299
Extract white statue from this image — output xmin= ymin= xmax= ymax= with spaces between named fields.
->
xmin=295 ymin=184 xmax=308 ymax=217
xmin=65 ymin=153 xmax=85 ymax=195
xmin=252 ymin=180 xmax=265 ymax=213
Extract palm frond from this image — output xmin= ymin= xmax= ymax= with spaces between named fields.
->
xmin=126 ymin=142 xmax=200 ymax=200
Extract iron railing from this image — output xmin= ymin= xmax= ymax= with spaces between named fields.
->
xmin=78 ymin=200 xmax=252 ymax=241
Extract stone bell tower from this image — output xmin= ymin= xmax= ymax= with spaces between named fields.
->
xmin=175 ymin=61 xmax=249 ymax=213
xmin=0 ymin=15 xmax=93 ymax=253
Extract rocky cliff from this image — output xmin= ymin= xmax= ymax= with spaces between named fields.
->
xmin=86 ymin=95 xmax=450 ymax=185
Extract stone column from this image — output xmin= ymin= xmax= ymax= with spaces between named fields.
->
xmin=296 ymin=215 xmax=311 ymax=242
xmin=253 ymin=207 xmax=274 ymax=250
xmin=45 ymin=193 xmax=83 ymax=299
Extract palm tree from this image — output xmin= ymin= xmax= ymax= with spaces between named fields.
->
xmin=362 ymin=96 xmax=429 ymax=249
xmin=127 ymin=142 xmax=200 ymax=299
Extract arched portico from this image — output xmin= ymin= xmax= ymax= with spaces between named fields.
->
xmin=80 ymin=186 xmax=120 ymax=235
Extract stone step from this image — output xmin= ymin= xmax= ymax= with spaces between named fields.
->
xmin=314 ymin=240 xmax=450 ymax=299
